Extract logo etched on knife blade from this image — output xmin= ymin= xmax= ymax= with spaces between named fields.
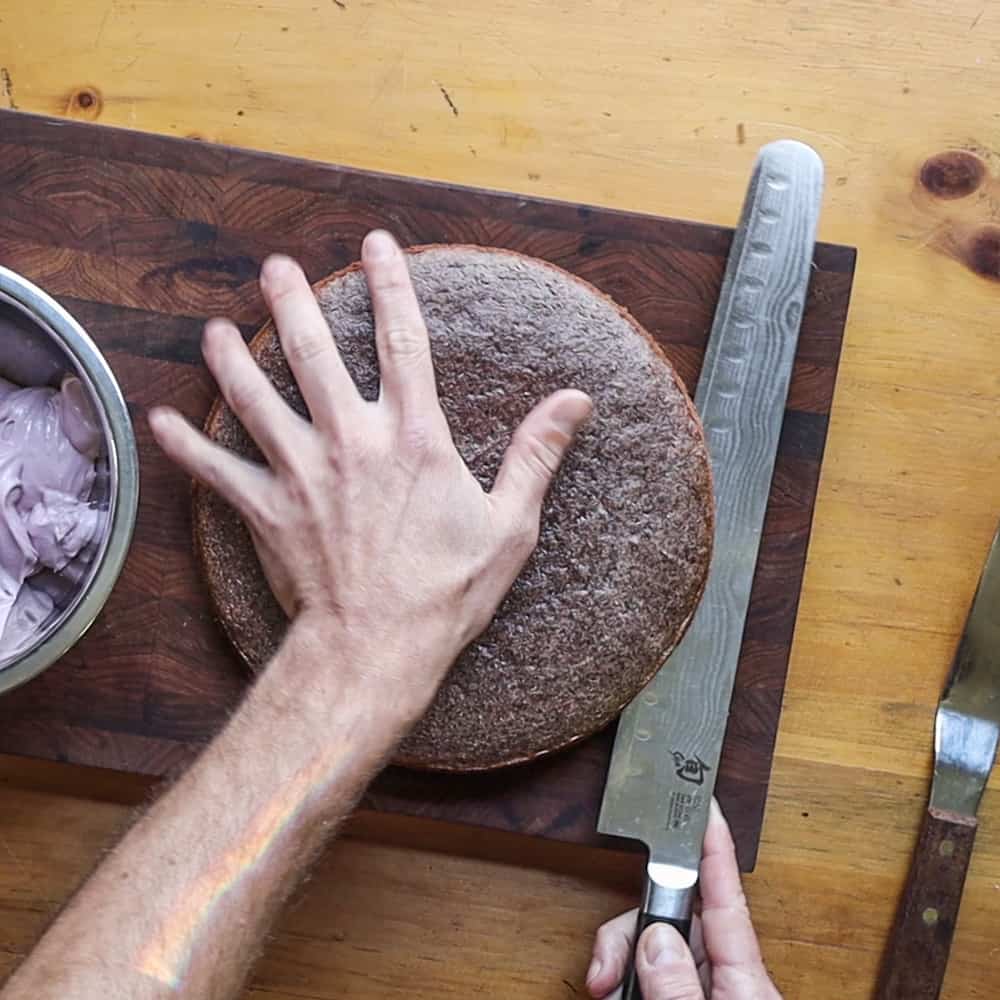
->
xmin=671 ymin=751 xmax=712 ymax=786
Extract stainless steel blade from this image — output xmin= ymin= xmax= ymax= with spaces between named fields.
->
xmin=598 ymin=140 xmax=824 ymax=925
xmin=931 ymin=521 xmax=1000 ymax=818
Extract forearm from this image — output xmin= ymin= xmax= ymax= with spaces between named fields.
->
xmin=2 ymin=616 xmax=417 ymax=1000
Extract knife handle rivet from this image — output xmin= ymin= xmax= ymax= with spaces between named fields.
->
xmin=642 ymin=693 xmax=659 ymax=706
xmin=922 ymin=907 xmax=940 ymax=927
xmin=938 ymin=839 xmax=955 ymax=858
xmin=635 ymin=729 xmax=651 ymax=742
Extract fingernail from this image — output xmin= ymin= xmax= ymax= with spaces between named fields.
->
xmin=585 ymin=957 xmax=602 ymax=986
xmin=643 ymin=924 xmax=685 ymax=967
xmin=203 ymin=317 xmax=235 ymax=340
xmin=260 ymin=254 xmax=296 ymax=283
xmin=552 ymin=392 xmax=593 ymax=436
xmin=552 ymin=415 xmax=577 ymax=439
xmin=364 ymin=229 xmax=398 ymax=260
xmin=147 ymin=406 xmax=170 ymax=431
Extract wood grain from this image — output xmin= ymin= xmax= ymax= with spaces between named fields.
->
xmin=0 ymin=110 xmax=852 ymax=872
xmin=2 ymin=1 xmax=1000 ymax=998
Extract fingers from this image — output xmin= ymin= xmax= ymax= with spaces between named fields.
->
xmin=259 ymin=254 xmax=361 ymax=430
xmin=634 ymin=924 xmax=706 ymax=1000
xmin=201 ymin=319 xmax=301 ymax=467
xmin=699 ymin=799 xmax=768 ymax=975
xmin=587 ymin=909 xmax=636 ymax=998
xmin=362 ymin=230 xmax=440 ymax=417
xmin=492 ymin=389 xmax=592 ymax=522
xmin=148 ymin=406 xmax=270 ymax=520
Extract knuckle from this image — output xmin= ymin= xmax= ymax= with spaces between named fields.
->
xmin=278 ymin=447 xmax=312 ymax=484
xmin=330 ymin=425 xmax=364 ymax=466
xmin=246 ymin=490 xmax=281 ymax=534
xmin=275 ymin=458 xmax=324 ymax=519
xmin=339 ymin=410 xmax=390 ymax=466
xmin=266 ymin=274 xmax=301 ymax=307
xmin=372 ymin=267 xmax=410 ymax=296
xmin=202 ymin=318 xmax=237 ymax=357
xmin=707 ymin=894 xmax=750 ymax=919
xmin=382 ymin=322 xmax=428 ymax=365
xmin=197 ymin=455 xmax=228 ymax=494
xmin=227 ymin=378 xmax=263 ymax=419
xmin=521 ymin=433 xmax=563 ymax=480
xmin=594 ymin=924 xmax=616 ymax=953
xmin=284 ymin=331 xmax=330 ymax=368
xmin=279 ymin=474 xmax=310 ymax=511
xmin=206 ymin=461 xmax=269 ymax=525
xmin=400 ymin=416 xmax=441 ymax=458
xmin=279 ymin=433 xmax=323 ymax=481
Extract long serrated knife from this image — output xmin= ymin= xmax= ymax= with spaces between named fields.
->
xmin=597 ymin=140 xmax=824 ymax=999
xmin=875 ymin=521 xmax=1000 ymax=1000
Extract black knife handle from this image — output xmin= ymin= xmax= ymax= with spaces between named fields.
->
xmin=875 ymin=805 xmax=978 ymax=1000
xmin=622 ymin=910 xmax=693 ymax=1000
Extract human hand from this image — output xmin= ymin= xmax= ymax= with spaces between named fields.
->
xmin=149 ymin=231 xmax=592 ymax=713
xmin=587 ymin=801 xmax=782 ymax=1000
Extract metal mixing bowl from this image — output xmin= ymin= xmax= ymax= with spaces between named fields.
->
xmin=0 ymin=265 xmax=139 ymax=693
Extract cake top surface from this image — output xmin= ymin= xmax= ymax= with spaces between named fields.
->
xmin=195 ymin=245 xmax=714 ymax=770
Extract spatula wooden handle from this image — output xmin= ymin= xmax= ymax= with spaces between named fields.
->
xmin=875 ymin=805 xmax=977 ymax=1000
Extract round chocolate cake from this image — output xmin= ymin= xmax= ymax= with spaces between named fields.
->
xmin=195 ymin=245 xmax=714 ymax=770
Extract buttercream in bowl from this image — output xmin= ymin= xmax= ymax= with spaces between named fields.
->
xmin=0 ymin=373 xmax=106 ymax=658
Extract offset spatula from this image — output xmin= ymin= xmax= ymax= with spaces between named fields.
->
xmin=597 ymin=140 xmax=824 ymax=999
xmin=876 ymin=521 xmax=1000 ymax=1000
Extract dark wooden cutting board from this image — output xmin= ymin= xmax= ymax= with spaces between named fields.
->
xmin=0 ymin=110 xmax=855 ymax=870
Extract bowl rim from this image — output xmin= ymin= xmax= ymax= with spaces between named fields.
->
xmin=0 ymin=265 xmax=139 ymax=694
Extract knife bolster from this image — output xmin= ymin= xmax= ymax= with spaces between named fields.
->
xmin=644 ymin=861 xmax=698 ymax=924
xmin=621 ymin=866 xmax=698 ymax=1000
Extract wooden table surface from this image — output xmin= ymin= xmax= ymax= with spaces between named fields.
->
xmin=2 ymin=2 xmax=999 ymax=997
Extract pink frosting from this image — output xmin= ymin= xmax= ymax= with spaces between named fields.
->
xmin=0 ymin=375 xmax=103 ymax=660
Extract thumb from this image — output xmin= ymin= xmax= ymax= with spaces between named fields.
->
xmin=634 ymin=924 xmax=705 ymax=1000
xmin=491 ymin=389 xmax=592 ymax=517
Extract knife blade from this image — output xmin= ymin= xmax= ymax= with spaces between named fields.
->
xmin=875 ymin=522 xmax=1000 ymax=1000
xmin=597 ymin=139 xmax=824 ymax=998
